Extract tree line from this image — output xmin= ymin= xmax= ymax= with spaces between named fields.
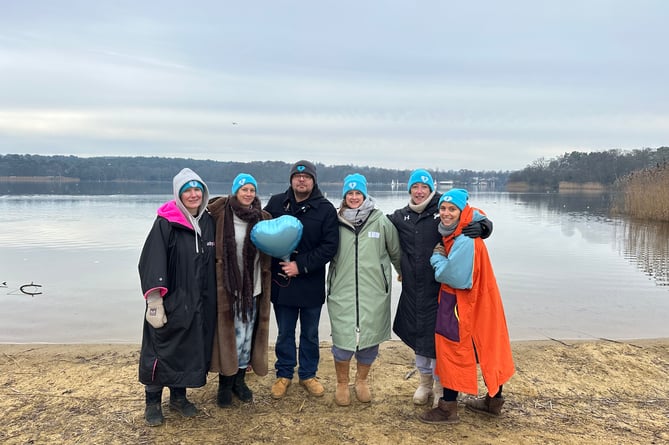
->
xmin=0 ymin=154 xmax=507 ymax=186
xmin=507 ymin=147 xmax=669 ymax=190
xmin=2 ymin=147 xmax=668 ymax=189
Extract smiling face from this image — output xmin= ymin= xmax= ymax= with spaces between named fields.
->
xmin=439 ymin=201 xmax=461 ymax=226
xmin=180 ymin=187 xmax=203 ymax=215
xmin=235 ymin=183 xmax=256 ymax=206
xmin=410 ymin=183 xmax=432 ymax=205
xmin=345 ymin=190 xmax=365 ymax=209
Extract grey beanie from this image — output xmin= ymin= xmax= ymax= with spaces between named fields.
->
xmin=289 ymin=160 xmax=318 ymax=183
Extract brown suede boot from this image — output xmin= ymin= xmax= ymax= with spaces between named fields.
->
xmin=418 ymin=399 xmax=460 ymax=424
xmin=354 ymin=363 xmax=372 ymax=403
xmin=465 ymin=395 xmax=505 ymax=416
xmin=334 ymin=360 xmax=351 ymax=406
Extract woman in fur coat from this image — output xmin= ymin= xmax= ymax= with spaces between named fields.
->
xmin=208 ymin=173 xmax=272 ymax=407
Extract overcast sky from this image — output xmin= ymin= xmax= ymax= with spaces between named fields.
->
xmin=1 ymin=1 xmax=667 ymax=171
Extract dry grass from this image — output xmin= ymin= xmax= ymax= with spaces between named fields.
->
xmin=1 ymin=340 xmax=668 ymax=445
xmin=614 ymin=164 xmax=669 ymax=221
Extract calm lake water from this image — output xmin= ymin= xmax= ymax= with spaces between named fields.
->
xmin=1 ymin=183 xmax=668 ymax=344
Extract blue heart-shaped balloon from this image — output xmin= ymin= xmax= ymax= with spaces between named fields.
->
xmin=251 ymin=215 xmax=303 ymax=261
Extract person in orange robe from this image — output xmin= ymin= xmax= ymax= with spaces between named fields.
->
xmin=418 ymin=188 xmax=514 ymax=424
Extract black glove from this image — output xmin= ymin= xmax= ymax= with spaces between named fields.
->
xmin=462 ymin=221 xmax=484 ymax=238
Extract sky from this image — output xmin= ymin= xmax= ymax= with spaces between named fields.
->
xmin=1 ymin=1 xmax=668 ymax=172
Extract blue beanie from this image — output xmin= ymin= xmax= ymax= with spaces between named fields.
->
xmin=231 ymin=173 xmax=258 ymax=195
xmin=438 ymin=188 xmax=469 ymax=211
xmin=342 ymin=173 xmax=368 ymax=198
xmin=407 ymin=169 xmax=434 ymax=192
xmin=179 ymin=180 xmax=204 ymax=195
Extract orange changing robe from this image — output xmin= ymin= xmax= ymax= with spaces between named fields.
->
xmin=432 ymin=205 xmax=515 ymax=396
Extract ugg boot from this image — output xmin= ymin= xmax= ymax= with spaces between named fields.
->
xmin=465 ymin=395 xmax=505 ymax=416
xmin=232 ymin=367 xmax=253 ymax=402
xmin=334 ymin=359 xmax=351 ymax=406
xmin=418 ymin=399 xmax=460 ymax=424
xmin=354 ymin=363 xmax=372 ymax=403
xmin=413 ymin=373 xmax=433 ymax=405
xmin=217 ymin=374 xmax=235 ymax=408
xmin=169 ymin=387 xmax=199 ymax=417
xmin=431 ymin=379 xmax=442 ymax=408
xmin=144 ymin=390 xmax=164 ymax=426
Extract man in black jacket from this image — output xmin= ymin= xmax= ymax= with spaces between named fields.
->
xmin=264 ymin=160 xmax=339 ymax=399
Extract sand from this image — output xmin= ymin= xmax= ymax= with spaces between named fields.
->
xmin=1 ymin=339 xmax=667 ymax=445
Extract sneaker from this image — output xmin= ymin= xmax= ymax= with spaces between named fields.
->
xmin=271 ymin=377 xmax=292 ymax=399
xmin=299 ymin=377 xmax=325 ymax=397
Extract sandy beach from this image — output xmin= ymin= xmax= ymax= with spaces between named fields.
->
xmin=1 ymin=339 xmax=667 ymax=445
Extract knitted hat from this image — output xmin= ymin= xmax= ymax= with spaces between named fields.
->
xmin=407 ymin=169 xmax=434 ymax=192
xmin=179 ymin=180 xmax=204 ymax=196
xmin=342 ymin=173 xmax=368 ymax=198
xmin=438 ymin=188 xmax=469 ymax=211
xmin=231 ymin=173 xmax=258 ymax=195
xmin=289 ymin=160 xmax=317 ymax=183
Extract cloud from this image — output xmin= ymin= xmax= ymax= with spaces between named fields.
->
xmin=0 ymin=1 xmax=668 ymax=171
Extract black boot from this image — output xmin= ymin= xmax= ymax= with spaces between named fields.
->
xmin=232 ymin=368 xmax=253 ymax=402
xmin=217 ymin=373 xmax=235 ymax=408
xmin=144 ymin=390 xmax=164 ymax=426
xmin=169 ymin=387 xmax=199 ymax=417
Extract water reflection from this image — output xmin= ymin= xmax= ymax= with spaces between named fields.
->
xmin=1 ymin=188 xmax=668 ymax=343
xmin=0 ymin=180 xmax=301 ymax=196
xmin=1 ymin=180 xmax=226 ymax=196
xmin=509 ymin=191 xmax=669 ymax=288
xmin=510 ymin=191 xmax=615 ymax=218
xmin=616 ymin=219 xmax=669 ymax=287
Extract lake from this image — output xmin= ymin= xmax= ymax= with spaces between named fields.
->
xmin=1 ymin=183 xmax=668 ymax=344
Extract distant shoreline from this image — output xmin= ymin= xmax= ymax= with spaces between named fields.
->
xmin=0 ymin=175 xmax=80 ymax=183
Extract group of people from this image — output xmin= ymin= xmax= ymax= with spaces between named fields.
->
xmin=137 ymin=160 xmax=514 ymax=427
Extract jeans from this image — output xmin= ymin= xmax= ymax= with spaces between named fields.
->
xmin=415 ymin=353 xmax=440 ymax=384
xmin=234 ymin=296 xmax=258 ymax=368
xmin=331 ymin=344 xmax=379 ymax=365
xmin=273 ymin=303 xmax=322 ymax=380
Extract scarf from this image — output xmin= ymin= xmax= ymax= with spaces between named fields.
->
xmin=340 ymin=196 xmax=376 ymax=227
xmin=222 ymin=195 xmax=262 ymax=322
xmin=438 ymin=220 xmax=459 ymax=237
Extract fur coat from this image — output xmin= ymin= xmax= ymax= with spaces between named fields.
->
xmin=207 ymin=196 xmax=272 ymax=377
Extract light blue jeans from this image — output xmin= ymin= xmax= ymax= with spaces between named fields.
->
xmin=331 ymin=344 xmax=379 ymax=365
xmin=416 ymin=353 xmax=441 ymax=384
xmin=234 ymin=297 xmax=258 ymax=369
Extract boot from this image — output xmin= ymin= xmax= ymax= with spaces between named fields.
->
xmin=413 ymin=373 xmax=433 ymax=405
xmin=217 ymin=374 xmax=235 ymax=408
xmin=144 ymin=390 xmax=164 ymax=427
xmin=418 ymin=399 xmax=460 ymax=424
xmin=334 ymin=360 xmax=351 ymax=406
xmin=354 ymin=363 xmax=372 ymax=403
xmin=431 ymin=379 xmax=442 ymax=408
xmin=232 ymin=368 xmax=253 ymax=402
xmin=465 ymin=394 xmax=505 ymax=416
xmin=271 ymin=377 xmax=292 ymax=399
xmin=168 ymin=387 xmax=199 ymax=417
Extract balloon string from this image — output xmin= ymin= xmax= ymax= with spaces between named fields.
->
xmin=272 ymin=274 xmax=292 ymax=288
